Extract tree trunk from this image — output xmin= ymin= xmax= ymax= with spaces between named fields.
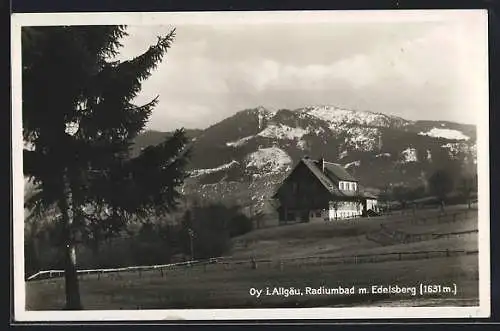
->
xmin=58 ymin=176 xmax=83 ymax=310
xmin=63 ymin=235 xmax=82 ymax=310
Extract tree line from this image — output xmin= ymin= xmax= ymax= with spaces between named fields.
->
xmin=377 ymin=167 xmax=477 ymax=211
xmin=25 ymin=201 xmax=254 ymax=275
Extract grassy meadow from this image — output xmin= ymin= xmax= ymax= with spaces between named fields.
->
xmin=25 ymin=206 xmax=479 ymax=310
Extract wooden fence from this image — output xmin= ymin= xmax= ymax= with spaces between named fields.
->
xmin=408 ymin=209 xmax=477 ymax=225
xmin=367 ymin=225 xmax=477 ymax=246
xmin=26 ymin=257 xmax=226 ymax=281
xmin=26 ymin=248 xmax=478 ymax=282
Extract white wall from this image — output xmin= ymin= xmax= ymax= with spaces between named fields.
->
xmin=327 ymin=201 xmax=362 ymax=221
xmin=366 ymin=198 xmax=378 ymax=211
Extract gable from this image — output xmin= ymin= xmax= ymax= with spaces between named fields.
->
xmin=273 ymin=160 xmax=331 ymax=198
xmin=273 ymin=157 xmax=368 ymax=203
xmin=277 ymin=159 xmax=350 ymax=197
xmin=301 ymin=159 xmax=336 ymax=192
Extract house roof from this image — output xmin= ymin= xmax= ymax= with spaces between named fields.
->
xmin=302 ymin=158 xmax=361 ymax=198
xmin=272 ymin=157 xmax=377 ymax=201
xmin=301 ymin=158 xmax=342 ymax=195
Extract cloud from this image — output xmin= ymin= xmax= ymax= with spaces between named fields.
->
xmin=116 ymin=15 xmax=486 ymax=131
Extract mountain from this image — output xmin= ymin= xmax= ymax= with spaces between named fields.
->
xmin=130 ymin=128 xmax=203 ymax=158
xmin=133 ymin=105 xmax=477 ymax=215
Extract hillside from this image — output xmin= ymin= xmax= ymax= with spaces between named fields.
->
xmin=129 ymin=128 xmax=203 ymax=158
xmin=133 ymin=105 xmax=477 ymax=214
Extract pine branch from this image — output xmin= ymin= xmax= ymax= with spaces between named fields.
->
xmin=94 ymin=29 xmax=176 ymax=105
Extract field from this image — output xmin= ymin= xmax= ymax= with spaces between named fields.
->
xmin=25 ymin=206 xmax=479 ymax=310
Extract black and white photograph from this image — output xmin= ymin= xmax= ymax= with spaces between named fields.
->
xmin=12 ymin=10 xmax=490 ymax=320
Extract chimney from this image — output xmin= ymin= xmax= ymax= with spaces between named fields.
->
xmin=320 ymin=157 xmax=325 ymax=172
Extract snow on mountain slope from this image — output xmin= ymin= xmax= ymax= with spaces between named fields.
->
xmin=190 ymin=160 xmax=240 ymax=177
xmin=255 ymin=105 xmax=277 ymax=118
xmin=257 ymin=124 xmax=308 ymax=140
xmin=441 ymin=142 xmax=476 ymax=160
xmin=418 ymin=128 xmax=470 ymax=141
xmin=339 ymin=150 xmax=349 ymax=159
xmin=134 ymin=104 xmax=478 ymax=213
xmin=245 ymin=147 xmax=292 ymax=174
xmin=344 ymin=127 xmax=380 ymax=152
xmin=344 ymin=160 xmax=361 ymax=169
xmin=221 ymin=105 xmax=409 ymax=152
xmin=300 ymin=105 xmax=409 ymax=128
xmin=226 ymin=135 xmax=254 ymax=147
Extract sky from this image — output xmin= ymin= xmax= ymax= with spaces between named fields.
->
xmin=114 ymin=11 xmax=488 ymax=131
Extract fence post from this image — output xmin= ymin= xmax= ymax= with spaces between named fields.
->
xmin=251 ymin=257 xmax=257 ymax=270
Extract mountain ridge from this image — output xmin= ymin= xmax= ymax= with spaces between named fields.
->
xmin=133 ymin=105 xmax=477 ymax=215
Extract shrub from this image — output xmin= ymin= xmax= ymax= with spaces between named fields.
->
xmin=179 ymin=203 xmax=253 ymax=260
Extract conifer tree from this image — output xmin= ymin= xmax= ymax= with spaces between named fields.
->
xmin=428 ymin=169 xmax=454 ymax=211
xmin=22 ymin=26 xmax=189 ymax=309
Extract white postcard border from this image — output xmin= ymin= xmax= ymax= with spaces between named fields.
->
xmin=11 ymin=9 xmax=491 ymax=321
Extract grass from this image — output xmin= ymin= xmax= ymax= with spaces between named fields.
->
xmin=26 ymin=254 xmax=478 ymax=310
xmin=230 ymin=207 xmax=477 ymax=260
xmin=25 ymin=206 xmax=479 ymax=310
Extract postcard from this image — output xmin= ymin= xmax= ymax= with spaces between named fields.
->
xmin=11 ymin=9 xmax=490 ymax=321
